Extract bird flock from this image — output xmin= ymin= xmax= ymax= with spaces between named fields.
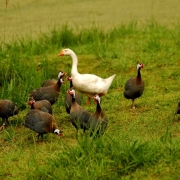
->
xmin=0 ymin=48 xmax=179 ymax=141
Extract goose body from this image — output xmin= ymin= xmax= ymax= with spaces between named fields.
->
xmin=123 ymin=62 xmax=145 ymax=109
xmin=58 ymin=48 xmax=116 ymax=97
xmin=25 ymin=109 xmax=62 ymax=141
xmin=68 ymin=88 xmax=91 ymax=132
xmin=29 ymin=71 xmax=65 ymax=105
xmin=88 ymin=95 xmax=108 ymax=136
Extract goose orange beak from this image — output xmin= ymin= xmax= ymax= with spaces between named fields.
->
xmin=58 ymin=50 xmax=64 ymax=56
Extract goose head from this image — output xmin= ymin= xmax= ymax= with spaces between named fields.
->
xmin=58 ymin=48 xmax=73 ymax=56
xmin=137 ymin=62 xmax=144 ymax=70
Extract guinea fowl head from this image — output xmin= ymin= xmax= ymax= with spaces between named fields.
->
xmin=67 ymin=75 xmax=72 ymax=82
xmin=58 ymin=71 xmax=65 ymax=84
xmin=58 ymin=48 xmax=73 ymax=56
xmin=58 ymin=71 xmax=65 ymax=79
xmin=54 ymin=129 xmax=63 ymax=136
xmin=28 ymin=99 xmax=35 ymax=105
xmin=137 ymin=62 xmax=144 ymax=70
xmin=68 ymin=88 xmax=76 ymax=99
xmin=93 ymin=94 xmax=101 ymax=104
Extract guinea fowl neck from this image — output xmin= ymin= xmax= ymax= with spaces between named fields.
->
xmin=31 ymin=104 xmax=35 ymax=109
xmin=137 ymin=68 xmax=141 ymax=79
xmin=57 ymin=79 xmax=62 ymax=87
xmin=96 ymin=102 xmax=102 ymax=113
xmin=72 ymin=96 xmax=76 ymax=103
xmin=70 ymin=81 xmax=73 ymax=88
xmin=70 ymin=52 xmax=78 ymax=75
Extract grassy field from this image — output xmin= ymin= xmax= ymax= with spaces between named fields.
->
xmin=1 ymin=0 xmax=180 ymax=180
xmin=1 ymin=0 xmax=180 ymax=43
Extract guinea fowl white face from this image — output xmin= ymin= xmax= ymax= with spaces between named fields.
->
xmin=93 ymin=94 xmax=101 ymax=104
xmin=137 ymin=63 xmax=144 ymax=70
xmin=54 ymin=129 xmax=63 ymax=136
xmin=68 ymin=88 xmax=76 ymax=98
xmin=58 ymin=48 xmax=72 ymax=56
xmin=58 ymin=71 xmax=65 ymax=79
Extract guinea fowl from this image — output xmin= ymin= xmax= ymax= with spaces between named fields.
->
xmin=58 ymin=48 xmax=116 ymax=105
xmin=41 ymin=79 xmax=57 ymax=87
xmin=29 ymin=71 xmax=65 ymax=105
xmin=123 ymin=62 xmax=145 ymax=109
xmin=25 ymin=109 xmax=62 ymax=142
xmin=68 ymin=88 xmax=91 ymax=133
xmin=88 ymin=94 xmax=108 ymax=137
xmin=65 ymin=75 xmax=81 ymax=114
xmin=0 ymin=100 xmax=18 ymax=129
xmin=175 ymin=101 xmax=180 ymax=114
xmin=28 ymin=99 xmax=52 ymax=114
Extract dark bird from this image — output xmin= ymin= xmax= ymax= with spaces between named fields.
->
xmin=0 ymin=100 xmax=18 ymax=129
xmin=88 ymin=94 xmax=108 ymax=137
xmin=25 ymin=109 xmax=62 ymax=142
xmin=41 ymin=79 xmax=57 ymax=87
xmin=28 ymin=99 xmax=52 ymax=114
xmin=175 ymin=101 xmax=180 ymax=114
xmin=123 ymin=62 xmax=145 ymax=109
xmin=29 ymin=71 xmax=65 ymax=105
xmin=68 ymin=88 xmax=91 ymax=133
xmin=65 ymin=75 xmax=81 ymax=114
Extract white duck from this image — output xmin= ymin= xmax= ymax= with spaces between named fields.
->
xmin=58 ymin=48 xmax=116 ymax=104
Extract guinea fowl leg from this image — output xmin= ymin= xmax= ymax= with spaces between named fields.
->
xmin=131 ymin=99 xmax=135 ymax=109
xmin=0 ymin=123 xmax=6 ymax=130
xmin=36 ymin=133 xmax=44 ymax=143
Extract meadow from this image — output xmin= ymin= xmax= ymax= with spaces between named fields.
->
xmin=1 ymin=1 xmax=180 ymax=180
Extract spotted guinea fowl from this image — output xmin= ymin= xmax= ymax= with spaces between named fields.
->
xmin=58 ymin=48 xmax=116 ymax=105
xmin=68 ymin=88 xmax=91 ymax=133
xmin=88 ymin=94 xmax=108 ymax=137
xmin=28 ymin=99 xmax=52 ymax=114
xmin=29 ymin=71 xmax=65 ymax=105
xmin=25 ymin=109 xmax=62 ymax=142
xmin=0 ymin=100 xmax=18 ymax=129
xmin=65 ymin=75 xmax=81 ymax=114
xmin=123 ymin=62 xmax=145 ymax=109
xmin=41 ymin=79 xmax=57 ymax=87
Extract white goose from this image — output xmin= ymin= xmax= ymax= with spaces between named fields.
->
xmin=58 ymin=48 xmax=116 ymax=104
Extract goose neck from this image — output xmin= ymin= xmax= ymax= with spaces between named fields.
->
xmin=70 ymin=53 xmax=78 ymax=74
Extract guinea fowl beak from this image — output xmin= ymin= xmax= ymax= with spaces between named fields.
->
xmin=58 ymin=50 xmax=64 ymax=56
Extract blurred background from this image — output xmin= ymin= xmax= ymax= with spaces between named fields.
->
xmin=0 ymin=0 xmax=180 ymax=43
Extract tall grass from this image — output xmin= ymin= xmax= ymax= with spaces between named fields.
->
xmin=1 ymin=20 xmax=180 ymax=179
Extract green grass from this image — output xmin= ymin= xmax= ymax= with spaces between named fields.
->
xmin=1 ymin=20 xmax=180 ymax=179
